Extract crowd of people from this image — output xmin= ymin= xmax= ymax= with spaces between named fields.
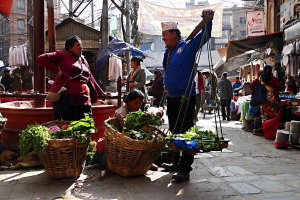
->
xmin=31 ymin=7 xmax=299 ymax=184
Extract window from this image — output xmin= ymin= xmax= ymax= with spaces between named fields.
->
xmin=17 ymin=0 xmax=25 ymax=13
xmin=215 ymin=44 xmax=226 ymax=49
xmin=240 ymin=17 xmax=246 ymax=24
xmin=17 ymin=19 xmax=25 ymax=33
xmin=240 ymin=31 xmax=246 ymax=37
xmin=18 ymin=39 xmax=25 ymax=45
xmin=0 ymin=21 xmax=10 ymax=35
xmin=223 ymin=16 xmax=230 ymax=25
xmin=222 ymin=30 xmax=230 ymax=39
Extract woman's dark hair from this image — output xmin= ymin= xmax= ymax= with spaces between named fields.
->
xmin=123 ymin=89 xmax=144 ymax=104
xmin=261 ymin=64 xmax=273 ymax=85
xmin=131 ymin=56 xmax=143 ymax=66
xmin=168 ymin=29 xmax=181 ymax=39
xmin=65 ymin=35 xmax=81 ymax=51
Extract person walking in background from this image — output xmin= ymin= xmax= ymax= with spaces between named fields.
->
xmin=1 ymin=67 xmax=14 ymax=92
xmin=232 ymin=77 xmax=242 ymax=97
xmin=38 ymin=35 xmax=106 ymax=121
xmin=218 ymin=72 xmax=233 ymax=121
xmin=127 ymin=56 xmax=146 ymax=110
xmin=160 ymin=9 xmax=214 ymax=182
xmin=148 ymin=69 xmax=165 ymax=107
xmin=194 ymin=69 xmax=205 ymax=121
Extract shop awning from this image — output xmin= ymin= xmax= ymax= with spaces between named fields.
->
xmin=0 ymin=0 xmax=13 ymax=18
xmin=225 ymin=32 xmax=284 ymax=61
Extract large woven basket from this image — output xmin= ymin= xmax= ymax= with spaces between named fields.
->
xmin=39 ymin=120 xmax=89 ymax=179
xmin=104 ymin=118 xmax=166 ymax=177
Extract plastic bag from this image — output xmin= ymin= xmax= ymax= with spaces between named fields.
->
xmin=262 ymin=111 xmax=282 ymax=140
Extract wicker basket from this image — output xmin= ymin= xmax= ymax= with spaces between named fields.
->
xmin=104 ymin=118 xmax=166 ymax=177
xmin=39 ymin=120 xmax=89 ymax=179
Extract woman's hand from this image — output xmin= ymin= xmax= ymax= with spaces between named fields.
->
xmin=99 ymin=92 xmax=107 ymax=100
xmin=129 ymin=82 xmax=137 ymax=89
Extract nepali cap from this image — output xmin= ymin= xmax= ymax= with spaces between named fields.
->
xmin=161 ymin=21 xmax=178 ymax=32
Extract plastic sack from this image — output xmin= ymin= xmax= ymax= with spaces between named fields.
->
xmin=172 ymin=140 xmax=198 ymax=150
xmin=242 ymin=101 xmax=254 ymax=121
xmin=262 ymin=111 xmax=282 ymax=140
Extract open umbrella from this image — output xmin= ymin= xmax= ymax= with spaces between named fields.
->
xmin=96 ymin=38 xmax=146 ymax=73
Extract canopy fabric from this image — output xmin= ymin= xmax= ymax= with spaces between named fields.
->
xmin=0 ymin=0 xmax=13 ymax=18
xmin=200 ymin=68 xmax=218 ymax=78
xmin=213 ymin=57 xmax=225 ymax=70
xmin=226 ymin=32 xmax=283 ymax=61
xmin=96 ymin=38 xmax=146 ymax=73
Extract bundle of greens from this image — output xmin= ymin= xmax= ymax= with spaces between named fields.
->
xmin=167 ymin=127 xmax=226 ymax=152
xmin=19 ymin=115 xmax=96 ymax=156
xmin=122 ymin=111 xmax=162 ymax=141
xmin=51 ymin=114 xmax=96 ymax=143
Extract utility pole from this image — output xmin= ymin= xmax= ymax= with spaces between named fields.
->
xmin=69 ymin=0 xmax=73 ymax=18
xmin=33 ymin=0 xmax=45 ymax=107
xmin=27 ymin=0 xmax=33 ymax=90
xmin=47 ymin=0 xmax=56 ymax=80
xmin=91 ymin=0 xmax=94 ymax=28
xmin=100 ymin=0 xmax=109 ymax=90
xmin=125 ymin=0 xmax=131 ymax=72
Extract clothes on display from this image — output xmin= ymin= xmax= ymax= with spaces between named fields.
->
xmin=282 ymin=40 xmax=300 ymax=77
xmin=8 ymin=45 xmax=29 ymax=67
xmin=108 ymin=54 xmax=122 ymax=81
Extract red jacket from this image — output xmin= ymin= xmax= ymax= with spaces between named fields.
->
xmin=37 ymin=50 xmax=104 ymax=103
xmin=197 ymin=72 xmax=204 ymax=93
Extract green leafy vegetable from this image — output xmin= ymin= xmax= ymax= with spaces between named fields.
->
xmin=122 ymin=111 xmax=161 ymax=141
xmin=19 ymin=125 xmax=51 ymax=156
xmin=167 ymin=127 xmax=226 ymax=151
xmin=19 ymin=114 xmax=97 ymax=156
xmin=124 ymin=111 xmax=161 ymax=131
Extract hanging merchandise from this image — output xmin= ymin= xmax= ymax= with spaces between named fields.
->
xmin=282 ymin=55 xmax=289 ymax=66
xmin=296 ymin=40 xmax=300 ymax=55
xmin=8 ymin=45 xmax=29 ymax=67
xmin=108 ymin=54 xmax=122 ymax=81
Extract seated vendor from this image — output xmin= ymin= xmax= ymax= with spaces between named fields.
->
xmin=114 ymin=89 xmax=160 ymax=171
xmin=114 ymin=89 xmax=145 ymax=130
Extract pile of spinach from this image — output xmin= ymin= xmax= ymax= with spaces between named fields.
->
xmin=52 ymin=114 xmax=96 ymax=143
xmin=123 ymin=111 xmax=162 ymax=140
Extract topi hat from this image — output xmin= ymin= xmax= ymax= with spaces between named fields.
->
xmin=161 ymin=21 xmax=179 ymax=32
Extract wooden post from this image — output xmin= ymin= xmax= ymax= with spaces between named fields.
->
xmin=47 ymin=0 xmax=56 ymax=80
xmin=33 ymin=0 xmax=45 ymax=108
xmin=117 ymin=76 xmax=122 ymax=108
xmin=126 ymin=78 xmax=129 ymax=92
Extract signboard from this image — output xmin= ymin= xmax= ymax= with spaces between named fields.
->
xmin=138 ymin=0 xmax=223 ymax=37
xmin=246 ymin=10 xmax=265 ymax=37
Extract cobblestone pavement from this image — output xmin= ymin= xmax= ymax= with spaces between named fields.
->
xmin=0 ymin=113 xmax=300 ymax=200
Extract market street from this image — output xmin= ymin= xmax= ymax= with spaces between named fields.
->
xmin=0 ymin=113 xmax=300 ymax=200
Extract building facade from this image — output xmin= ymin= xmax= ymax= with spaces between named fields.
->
xmin=0 ymin=0 xmax=61 ymax=64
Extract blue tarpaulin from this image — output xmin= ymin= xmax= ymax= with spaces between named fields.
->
xmin=96 ymin=38 xmax=146 ymax=73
